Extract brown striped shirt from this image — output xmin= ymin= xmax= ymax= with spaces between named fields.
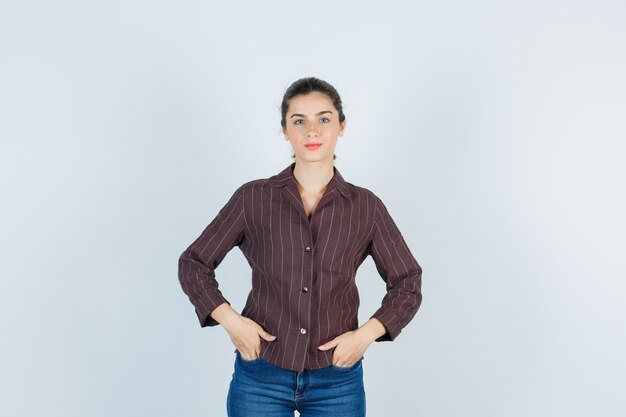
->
xmin=177 ymin=162 xmax=423 ymax=371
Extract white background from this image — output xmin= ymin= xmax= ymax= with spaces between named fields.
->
xmin=1 ymin=1 xmax=625 ymax=416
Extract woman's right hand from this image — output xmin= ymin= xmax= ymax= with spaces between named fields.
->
xmin=210 ymin=303 xmax=277 ymax=360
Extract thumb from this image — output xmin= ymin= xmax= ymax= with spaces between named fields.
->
xmin=318 ymin=339 xmax=339 ymax=351
xmin=259 ymin=330 xmax=277 ymax=342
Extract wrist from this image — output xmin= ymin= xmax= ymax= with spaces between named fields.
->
xmin=358 ymin=318 xmax=387 ymax=342
xmin=210 ymin=303 xmax=240 ymax=330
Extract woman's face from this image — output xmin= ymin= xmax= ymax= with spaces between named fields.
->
xmin=283 ymin=92 xmax=346 ymax=164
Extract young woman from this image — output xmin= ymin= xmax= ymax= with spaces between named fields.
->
xmin=178 ymin=77 xmax=423 ymax=417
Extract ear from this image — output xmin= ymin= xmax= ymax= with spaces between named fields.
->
xmin=339 ymin=120 xmax=346 ymax=137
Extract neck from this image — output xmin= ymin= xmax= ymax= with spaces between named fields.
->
xmin=292 ymin=159 xmax=334 ymax=194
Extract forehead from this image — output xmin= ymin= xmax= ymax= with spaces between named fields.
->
xmin=288 ymin=92 xmax=335 ymax=114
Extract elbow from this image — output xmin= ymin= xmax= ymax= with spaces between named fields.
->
xmin=412 ymin=264 xmax=423 ymax=309
xmin=408 ymin=277 xmax=422 ymax=309
xmin=177 ymin=248 xmax=195 ymax=285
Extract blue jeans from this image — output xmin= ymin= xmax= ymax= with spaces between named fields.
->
xmin=227 ymin=351 xmax=366 ymax=417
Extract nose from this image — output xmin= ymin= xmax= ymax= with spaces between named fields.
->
xmin=307 ymin=125 xmax=320 ymax=137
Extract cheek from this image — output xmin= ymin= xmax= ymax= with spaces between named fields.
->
xmin=323 ymin=125 xmax=341 ymax=135
xmin=289 ymin=124 xmax=307 ymax=133
xmin=284 ymin=126 xmax=298 ymax=138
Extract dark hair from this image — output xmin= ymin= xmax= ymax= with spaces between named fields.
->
xmin=280 ymin=77 xmax=346 ymax=160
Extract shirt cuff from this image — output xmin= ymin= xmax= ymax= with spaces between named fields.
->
xmin=195 ymin=295 xmax=231 ymax=328
xmin=369 ymin=309 xmax=401 ymax=342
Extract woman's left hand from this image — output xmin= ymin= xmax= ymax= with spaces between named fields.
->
xmin=318 ymin=318 xmax=387 ymax=367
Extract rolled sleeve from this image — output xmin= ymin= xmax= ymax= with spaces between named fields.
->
xmin=367 ymin=194 xmax=423 ymax=342
xmin=177 ymin=184 xmax=246 ymax=328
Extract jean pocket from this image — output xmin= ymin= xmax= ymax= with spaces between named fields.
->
xmin=330 ymin=360 xmax=361 ymax=371
xmin=236 ymin=350 xmax=263 ymax=364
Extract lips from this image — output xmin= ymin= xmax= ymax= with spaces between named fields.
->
xmin=305 ymin=143 xmax=322 ymax=150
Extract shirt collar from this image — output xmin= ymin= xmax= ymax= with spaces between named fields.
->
xmin=267 ymin=162 xmax=352 ymax=200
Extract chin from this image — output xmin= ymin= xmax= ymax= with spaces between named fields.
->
xmin=297 ymin=154 xmax=332 ymax=163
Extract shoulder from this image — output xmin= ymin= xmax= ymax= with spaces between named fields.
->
xmin=229 ymin=174 xmax=287 ymax=203
xmin=231 ymin=178 xmax=267 ymax=195
xmin=344 ymin=181 xmax=401 ymax=225
xmin=343 ymin=181 xmax=384 ymax=207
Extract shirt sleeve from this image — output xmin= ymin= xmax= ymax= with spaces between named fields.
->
xmin=177 ymin=184 xmax=246 ymax=328
xmin=366 ymin=194 xmax=423 ymax=342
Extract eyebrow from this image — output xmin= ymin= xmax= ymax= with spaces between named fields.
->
xmin=289 ymin=110 xmax=333 ymax=119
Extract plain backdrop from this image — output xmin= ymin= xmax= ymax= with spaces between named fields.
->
xmin=1 ymin=1 xmax=625 ymax=416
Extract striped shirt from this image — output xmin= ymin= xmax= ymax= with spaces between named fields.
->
xmin=177 ymin=162 xmax=423 ymax=371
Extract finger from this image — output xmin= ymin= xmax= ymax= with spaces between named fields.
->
xmin=318 ymin=339 xmax=338 ymax=350
xmin=260 ymin=331 xmax=277 ymax=341
xmin=246 ymin=319 xmax=277 ymax=340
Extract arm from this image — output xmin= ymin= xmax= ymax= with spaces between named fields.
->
xmin=177 ymin=184 xmax=246 ymax=328
xmin=366 ymin=194 xmax=423 ymax=342
xmin=318 ymin=194 xmax=423 ymax=365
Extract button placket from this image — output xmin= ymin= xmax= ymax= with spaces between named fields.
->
xmin=303 ymin=245 xmax=311 ymax=293
xmin=297 ymin=209 xmax=315 ymax=369
xmin=301 ymin=240 xmax=312 ymax=344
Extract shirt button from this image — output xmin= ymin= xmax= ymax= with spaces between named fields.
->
xmin=302 ymin=286 xmax=308 ymax=293
xmin=304 ymin=246 xmax=311 ymax=252
xmin=300 ymin=328 xmax=307 ymax=334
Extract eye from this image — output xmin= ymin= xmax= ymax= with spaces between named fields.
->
xmin=294 ymin=119 xmax=304 ymax=125
xmin=320 ymin=117 xmax=330 ymax=123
